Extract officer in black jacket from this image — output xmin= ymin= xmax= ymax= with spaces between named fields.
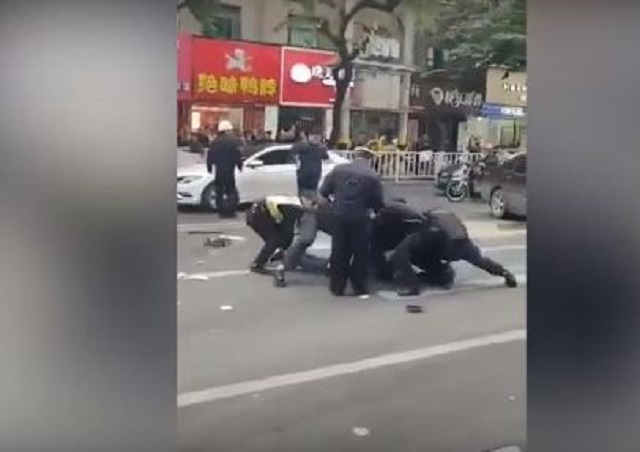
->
xmin=319 ymin=151 xmax=384 ymax=297
xmin=390 ymin=209 xmax=518 ymax=296
xmin=207 ymin=120 xmax=243 ymax=218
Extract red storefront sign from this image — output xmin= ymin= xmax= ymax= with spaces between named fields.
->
xmin=177 ymin=33 xmax=192 ymax=101
xmin=191 ymin=37 xmax=281 ymax=104
xmin=280 ymin=47 xmax=349 ymax=107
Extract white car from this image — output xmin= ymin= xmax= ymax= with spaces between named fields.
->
xmin=177 ymin=143 xmax=350 ymax=210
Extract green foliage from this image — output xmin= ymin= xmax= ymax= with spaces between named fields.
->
xmin=424 ymin=0 xmax=526 ymax=70
xmin=178 ymin=0 xmax=220 ymax=24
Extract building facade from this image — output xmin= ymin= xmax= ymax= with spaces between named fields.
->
xmin=466 ymin=67 xmax=527 ymax=149
xmin=177 ymin=0 xmax=416 ymax=143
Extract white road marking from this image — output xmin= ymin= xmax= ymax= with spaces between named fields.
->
xmin=178 ymin=222 xmax=245 ymax=231
xmin=177 ymin=329 xmax=526 ymax=407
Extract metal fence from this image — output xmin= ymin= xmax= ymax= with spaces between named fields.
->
xmin=333 ymin=151 xmax=486 ymax=181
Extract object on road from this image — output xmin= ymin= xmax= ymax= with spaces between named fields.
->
xmin=508 ymin=395 xmax=516 ymax=401
xmin=177 ymin=272 xmax=187 ymax=280
xmin=406 ymin=304 xmax=424 ymax=314
xmin=352 ymin=427 xmax=370 ymax=437
xmin=197 ymin=260 xmax=205 ymax=265
xmin=358 ymin=294 xmax=371 ymax=300
xmin=204 ymin=236 xmax=232 ymax=248
xmin=219 ymin=305 xmax=234 ymax=311
xmin=188 ymin=230 xmax=222 ymax=235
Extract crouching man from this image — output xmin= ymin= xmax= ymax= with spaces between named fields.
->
xmin=390 ymin=209 xmax=518 ymax=296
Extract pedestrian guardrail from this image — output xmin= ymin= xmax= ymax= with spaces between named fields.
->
xmin=333 ymin=150 xmax=486 ymax=181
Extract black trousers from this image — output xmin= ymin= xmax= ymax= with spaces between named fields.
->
xmin=329 ymin=214 xmax=372 ymax=295
xmin=215 ymin=172 xmax=239 ymax=217
xmin=245 ymin=204 xmax=296 ymax=268
xmin=392 ymin=236 xmax=507 ymax=291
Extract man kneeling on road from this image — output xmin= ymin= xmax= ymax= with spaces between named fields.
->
xmin=245 ymin=195 xmax=331 ymax=275
xmin=390 ymin=208 xmax=518 ymax=296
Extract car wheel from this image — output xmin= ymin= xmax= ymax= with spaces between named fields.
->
xmin=201 ymin=183 xmax=217 ymax=212
xmin=489 ymin=188 xmax=507 ymax=219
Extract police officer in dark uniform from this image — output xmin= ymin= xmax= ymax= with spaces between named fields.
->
xmin=319 ymin=151 xmax=384 ymax=297
xmin=390 ymin=208 xmax=518 ymax=296
xmin=207 ymin=120 xmax=243 ymax=218
xmin=368 ymin=199 xmax=426 ymax=281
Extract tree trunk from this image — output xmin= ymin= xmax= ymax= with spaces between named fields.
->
xmin=329 ymin=63 xmax=353 ymax=147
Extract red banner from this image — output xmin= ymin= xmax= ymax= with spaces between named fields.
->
xmin=177 ymin=33 xmax=192 ymax=101
xmin=280 ymin=47 xmax=348 ymax=107
xmin=191 ymin=37 xmax=281 ymax=104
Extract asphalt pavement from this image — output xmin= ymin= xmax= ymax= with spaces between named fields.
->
xmin=177 ymin=185 xmax=527 ymax=452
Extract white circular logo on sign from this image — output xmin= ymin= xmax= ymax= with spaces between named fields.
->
xmin=290 ymin=63 xmax=312 ymax=83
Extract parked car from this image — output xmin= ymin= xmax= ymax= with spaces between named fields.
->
xmin=177 ymin=147 xmax=205 ymax=167
xmin=477 ymin=152 xmax=527 ymax=219
xmin=177 ymin=143 xmax=349 ymax=211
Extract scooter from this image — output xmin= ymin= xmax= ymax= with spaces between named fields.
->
xmin=445 ymin=161 xmax=484 ymax=203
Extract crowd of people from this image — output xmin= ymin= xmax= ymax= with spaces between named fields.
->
xmin=242 ymin=146 xmax=518 ymax=298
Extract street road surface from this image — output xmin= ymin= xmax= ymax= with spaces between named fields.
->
xmin=177 ymin=188 xmax=526 ymax=452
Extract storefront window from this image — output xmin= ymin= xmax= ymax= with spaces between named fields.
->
xmin=499 ymin=121 xmax=526 ymax=148
xmin=203 ymin=4 xmax=241 ymax=39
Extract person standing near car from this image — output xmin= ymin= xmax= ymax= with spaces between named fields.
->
xmin=319 ymin=150 xmax=384 ymax=297
xmin=273 ymin=130 xmax=329 ymax=287
xmin=207 ymin=120 xmax=243 ymax=218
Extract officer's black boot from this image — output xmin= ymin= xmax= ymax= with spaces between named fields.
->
xmin=250 ymin=263 xmax=269 ymax=275
xmin=504 ymin=270 xmax=518 ymax=288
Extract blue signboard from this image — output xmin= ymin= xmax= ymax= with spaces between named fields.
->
xmin=481 ymin=103 xmax=526 ymax=119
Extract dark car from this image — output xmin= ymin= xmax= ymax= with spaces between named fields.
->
xmin=477 ymin=152 xmax=527 ymax=219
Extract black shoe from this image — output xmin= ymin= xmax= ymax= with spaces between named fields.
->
xmin=504 ymin=271 xmax=518 ymax=288
xmin=274 ymin=268 xmax=287 ymax=287
xmin=250 ymin=264 xmax=268 ymax=275
xmin=397 ymin=287 xmax=420 ymax=297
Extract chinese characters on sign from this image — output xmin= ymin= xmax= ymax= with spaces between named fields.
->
xmin=429 ymin=87 xmax=483 ymax=109
xmin=196 ymin=74 xmax=278 ymax=98
xmin=191 ymin=38 xmax=281 ymax=103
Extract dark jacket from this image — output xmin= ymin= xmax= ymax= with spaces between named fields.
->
xmin=371 ymin=202 xmax=426 ymax=253
xmin=293 ymin=141 xmax=328 ymax=191
xmin=319 ymin=159 xmax=384 ymax=218
xmin=207 ymin=134 xmax=243 ymax=176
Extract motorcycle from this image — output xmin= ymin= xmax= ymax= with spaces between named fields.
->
xmin=445 ymin=161 xmax=485 ymax=203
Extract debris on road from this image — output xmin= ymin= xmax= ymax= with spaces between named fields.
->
xmin=358 ymin=294 xmax=371 ymax=300
xmin=352 ymin=427 xmax=370 ymax=437
xmin=204 ymin=236 xmax=231 ymax=248
xmin=197 ymin=260 xmax=205 ymax=265
xmin=406 ymin=304 xmax=424 ymax=314
xmin=508 ymin=395 xmax=516 ymax=401
xmin=188 ymin=230 xmax=223 ymax=235
xmin=219 ymin=305 xmax=234 ymax=311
